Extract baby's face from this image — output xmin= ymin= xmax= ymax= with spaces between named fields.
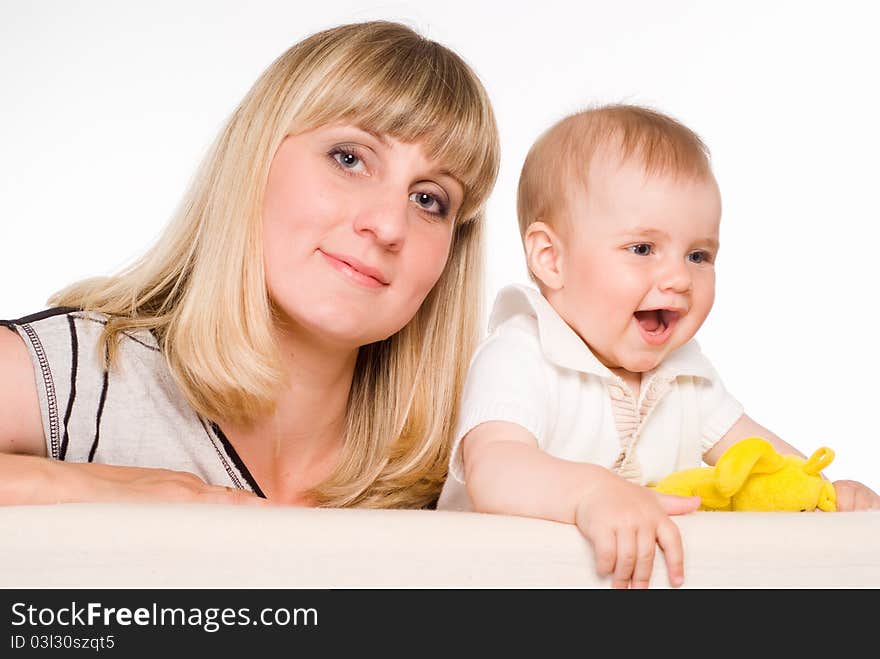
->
xmin=554 ymin=156 xmax=721 ymax=374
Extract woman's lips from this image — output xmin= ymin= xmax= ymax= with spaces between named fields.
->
xmin=318 ymin=250 xmax=389 ymax=289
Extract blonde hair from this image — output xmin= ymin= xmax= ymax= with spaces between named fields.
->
xmin=50 ymin=21 xmax=500 ymax=509
xmin=517 ymin=104 xmax=712 ymax=241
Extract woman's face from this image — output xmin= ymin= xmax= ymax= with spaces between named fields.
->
xmin=262 ymin=123 xmax=463 ymax=349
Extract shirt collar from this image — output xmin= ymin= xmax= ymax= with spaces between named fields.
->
xmin=488 ymin=283 xmax=717 ymax=382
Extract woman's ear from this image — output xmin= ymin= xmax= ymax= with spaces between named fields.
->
xmin=524 ymin=221 xmax=565 ymax=290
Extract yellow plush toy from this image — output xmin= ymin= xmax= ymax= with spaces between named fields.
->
xmin=653 ymin=436 xmax=837 ymax=511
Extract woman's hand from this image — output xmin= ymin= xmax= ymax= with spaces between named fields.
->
xmin=0 ymin=453 xmax=268 ymax=506
xmin=574 ymin=481 xmax=700 ymax=589
xmin=833 ymin=479 xmax=880 ymax=511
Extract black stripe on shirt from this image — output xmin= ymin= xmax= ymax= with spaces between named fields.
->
xmin=0 ymin=307 xmax=81 ymax=326
xmin=211 ymin=422 xmax=267 ymax=499
xmin=59 ymin=315 xmax=79 ymax=461
xmin=88 ymin=369 xmax=109 ymax=462
xmin=17 ymin=322 xmax=61 ymax=459
xmin=75 ymin=315 xmax=161 ymax=352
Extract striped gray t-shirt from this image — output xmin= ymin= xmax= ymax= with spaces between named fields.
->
xmin=1 ymin=308 xmax=264 ymax=496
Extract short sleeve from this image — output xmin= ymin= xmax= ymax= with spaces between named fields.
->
xmin=694 ymin=361 xmax=744 ymax=453
xmin=447 ymin=319 xmax=553 ymax=484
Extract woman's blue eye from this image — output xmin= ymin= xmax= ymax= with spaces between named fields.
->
xmin=329 ymin=147 xmax=368 ymax=173
xmin=333 ymin=150 xmax=361 ymax=169
xmin=410 ymin=192 xmax=447 ymax=217
xmin=628 ymin=243 xmax=652 ymax=256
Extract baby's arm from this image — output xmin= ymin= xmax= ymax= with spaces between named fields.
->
xmin=462 ymin=420 xmax=700 ymax=588
xmin=702 ymin=413 xmax=879 ymax=510
xmin=702 ymin=414 xmax=804 ymax=464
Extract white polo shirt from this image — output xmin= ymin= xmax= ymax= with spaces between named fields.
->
xmin=437 ymin=283 xmax=744 ymax=512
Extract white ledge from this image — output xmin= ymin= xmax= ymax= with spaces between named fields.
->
xmin=2 ymin=504 xmax=879 ymax=588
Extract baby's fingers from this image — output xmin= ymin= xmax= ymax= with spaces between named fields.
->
xmin=833 ymin=480 xmax=880 ymax=511
xmin=851 ymin=488 xmax=880 ymax=511
xmin=655 ymin=492 xmax=701 ymax=516
xmin=630 ymin=529 xmax=656 ymax=589
xmin=591 ymin=531 xmax=618 ymax=580
xmin=612 ymin=529 xmax=637 ymax=590
xmin=833 ymin=481 xmax=855 ymax=511
xmin=656 ymin=518 xmax=686 ymax=588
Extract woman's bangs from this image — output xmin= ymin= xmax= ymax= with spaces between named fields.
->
xmin=298 ymin=51 xmax=497 ymax=222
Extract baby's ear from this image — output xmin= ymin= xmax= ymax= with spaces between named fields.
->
xmin=715 ymin=437 xmax=785 ymax=497
xmin=524 ymin=220 xmax=565 ymax=290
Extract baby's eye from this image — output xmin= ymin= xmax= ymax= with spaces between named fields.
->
xmin=409 ymin=192 xmax=449 ymax=218
xmin=628 ymin=243 xmax=653 ymax=256
xmin=688 ymin=251 xmax=712 ymax=264
xmin=330 ymin=148 xmax=367 ymax=173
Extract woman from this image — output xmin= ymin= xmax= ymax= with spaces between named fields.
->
xmin=0 ymin=21 xmax=499 ymax=509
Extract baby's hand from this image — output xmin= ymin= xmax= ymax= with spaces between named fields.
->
xmin=574 ymin=479 xmax=700 ymax=589
xmin=832 ymin=480 xmax=880 ymax=511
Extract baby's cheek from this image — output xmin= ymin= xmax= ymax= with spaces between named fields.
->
xmin=592 ymin=281 xmax=636 ymax=320
xmin=694 ymin=281 xmax=716 ymax=321
xmin=680 ymin=304 xmax=712 ymax=346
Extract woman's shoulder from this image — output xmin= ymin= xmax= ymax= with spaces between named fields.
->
xmin=1 ymin=307 xmax=188 ymax=464
xmin=1 ymin=308 xmax=165 ymax=423
xmin=2 ymin=307 xmax=160 ymax=353
xmin=1 ymin=306 xmax=84 ymax=330
xmin=2 ymin=307 xmax=90 ymax=359
xmin=0 ymin=321 xmax=46 ymax=455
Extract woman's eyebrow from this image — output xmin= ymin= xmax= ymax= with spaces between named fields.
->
xmin=436 ymin=172 xmax=465 ymax=199
xmin=346 ymin=125 xmax=464 ymax=190
xmin=413 ymin=164 xmax=463 ymax=193
xmin=350 ymin=125 xmax=390 ymax=146
xmin=435 ymin=169 xmax=461 ymax=185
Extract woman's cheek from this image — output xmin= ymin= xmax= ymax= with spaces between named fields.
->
xmin=388 ymin=247 xmax=449 ymax=330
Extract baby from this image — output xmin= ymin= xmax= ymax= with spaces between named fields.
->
xmin=437 ymin=104 xmax=880 ymax=588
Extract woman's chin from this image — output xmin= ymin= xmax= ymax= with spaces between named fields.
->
xmin=278 ymin=313 xmax=391 ymax=350
xmin=269 ymin=287 xmax=422 ymax=350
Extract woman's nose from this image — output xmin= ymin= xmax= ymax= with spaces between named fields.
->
xmin=352 ymin=192 xmax=408 ymax=250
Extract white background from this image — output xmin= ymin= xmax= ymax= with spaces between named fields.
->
xmin=2 ymin=1 xmax=878 ymax=488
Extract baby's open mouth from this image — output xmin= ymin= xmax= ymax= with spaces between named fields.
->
xmin=633 ymin=309 xmax=681 ymax=345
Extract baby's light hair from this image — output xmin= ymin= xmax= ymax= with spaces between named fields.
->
xmin=517 ymin=104 xmax=712 ymax=243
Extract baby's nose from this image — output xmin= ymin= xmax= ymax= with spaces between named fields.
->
xmin=658 ymin=261 xmax=692 ymax=293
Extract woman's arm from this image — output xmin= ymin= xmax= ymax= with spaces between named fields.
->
xmin=0 ymin=328 xmax=265 ymax=506
xmin=0 ymin=327 xmax=46 ymax=456
xmin=0 ymin=453 xmax=269 ymax=505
